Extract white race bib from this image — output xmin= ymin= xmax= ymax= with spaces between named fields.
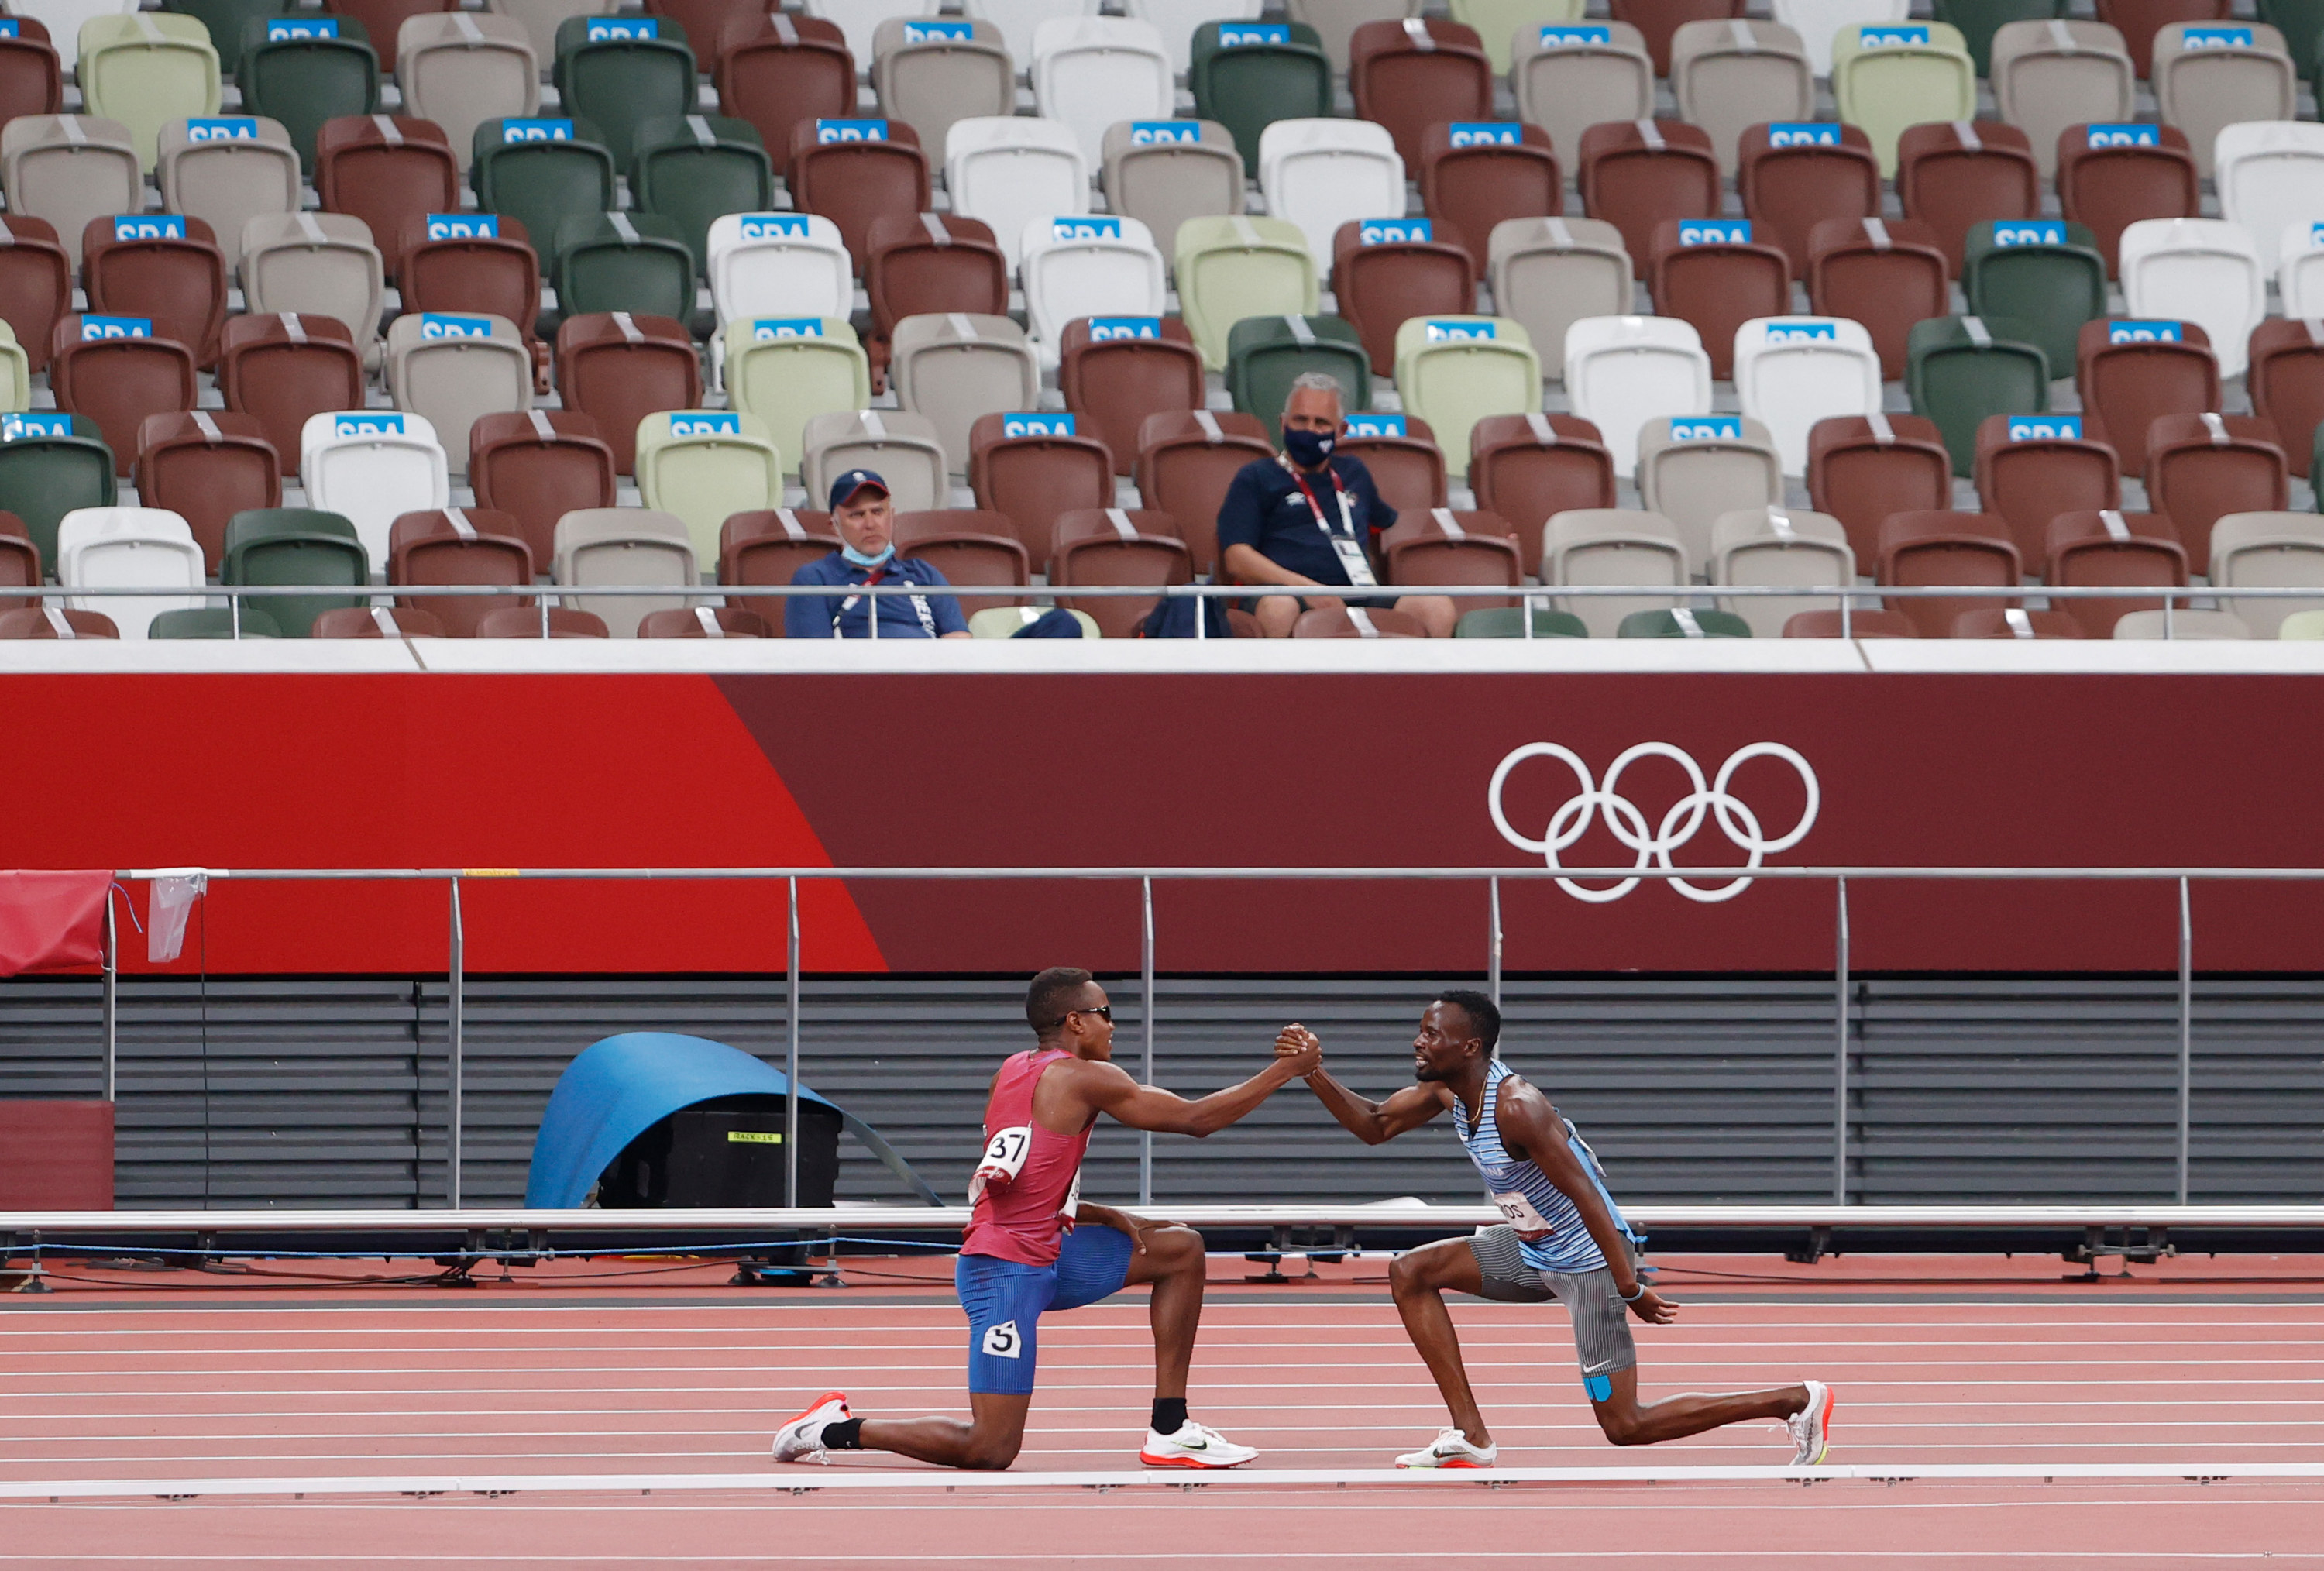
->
xmin=968 ymin=1124 xmax=1032 ymax=1203
xmin=1492 ymin=1190 xmax=1554 ymax=1242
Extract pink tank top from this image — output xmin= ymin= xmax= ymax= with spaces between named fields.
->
xmin=961 ymin=1047 xmax=1092 ymax=1266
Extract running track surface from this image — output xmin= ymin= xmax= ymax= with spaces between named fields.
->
xmin=3 ymin=1253 xmax=2320 ymax=1566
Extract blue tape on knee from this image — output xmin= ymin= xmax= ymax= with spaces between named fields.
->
xmin=1583 ymin=1374 xmax=1613 ymax=1402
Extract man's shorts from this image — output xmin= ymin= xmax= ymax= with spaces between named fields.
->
xmin=1466 ymin=1223 xmax=1639 ymax=1401
xmin=957 ymin=1224 xmax=1136 ymax=1397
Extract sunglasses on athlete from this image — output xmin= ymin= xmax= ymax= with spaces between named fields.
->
xmin=1045 ymin=1005 xmax=1112 ymax=1027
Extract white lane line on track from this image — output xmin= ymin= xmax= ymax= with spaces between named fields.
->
xmin=11 ymin=1359 xmax=2319 ymax=1380
xmin=11 ymin=1336 xmax=2315 ymax=1356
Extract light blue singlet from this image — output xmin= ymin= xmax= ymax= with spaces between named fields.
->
xmin=1451 ymin=1059 xmax=1642 ymax=1275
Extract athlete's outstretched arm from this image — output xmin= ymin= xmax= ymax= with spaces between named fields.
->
xmin=1277 ymin=1026 xmax=1448 ymax=1145
xmin=1494 ymin=1081 xmax=1675 ymax=1324
xmin=1073 ymin=1039 xmax=1318 ymax=1137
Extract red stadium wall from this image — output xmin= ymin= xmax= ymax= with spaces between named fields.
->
xmin=9 ymin=672 xmax=2324 ymax=976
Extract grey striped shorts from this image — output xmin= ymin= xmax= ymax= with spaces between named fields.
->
xmin=1466 ymin=1223 xmax=1638 ymax=1381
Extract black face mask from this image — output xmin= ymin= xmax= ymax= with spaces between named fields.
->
xmin=1283 ymin=427 xmax=1335 ymax=468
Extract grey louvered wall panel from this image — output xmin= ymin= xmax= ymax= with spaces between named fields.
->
xmin=0 ymin=978 xmax=2316 ymax=1209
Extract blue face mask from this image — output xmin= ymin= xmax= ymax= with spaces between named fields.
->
xmin=841 ymin=543 xmax=895 ymax=569
xmin=1283 ymin=426 xmax=1335 ymax=469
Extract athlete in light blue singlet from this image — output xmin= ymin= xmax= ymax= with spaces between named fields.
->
xmin=1287 ymin=989 xmax=1834 ymax=1470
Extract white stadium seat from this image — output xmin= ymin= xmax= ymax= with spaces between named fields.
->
xmin=1258 ymin=117 xmax=1407 ymax=274
xmin=945 ymin=116 xmax=1092 ymax=273
xmin=299 ymin=409 xmax=452 ymax=569
xmin=1710 ymin=505 xmax=1855 ymax=637
xmin=959 ymin=0 xmax=1098 ymax=67
xmin=2212 ymin=121 xmax=2324 ymax=281
xmin=1030 ymin=16 xmax=1174 ymax=164
xmin=706 ymin=211 xmax=854 ymax=330
xmin=2119 ymin=218 xmax=2265 ymax=380
xmin=2278 ymin=224 xmax=2324 ymax=319
xmin=1732 ymin=316 xmax=1883 ymax=477
xmin=1124 ymin=0 xmax=1263 ymax=74
xmin=57 ymin=507 xmax=205 ymax=640
xmin=1770 ymin=0 xmax=1906 ymax=75
xmin=1563 ymin=315 xmax=1714 ymax=479
xmin=1019 ymin=212 xmax=1168 ymax=365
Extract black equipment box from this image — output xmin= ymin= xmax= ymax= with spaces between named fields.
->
xmin=600 ymin=1095 xmax=842 ymax=1208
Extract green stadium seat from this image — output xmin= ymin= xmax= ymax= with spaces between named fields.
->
xmin=1188 ymin=19 xmax=1333 ymax=175
xmin=552 ymin=211 xmax=697 ymax=323
xmin=1452 ymin=606 xmax=1587 ymax=638
xmin=220 ymin=507 xmax=369 ymax=636
xmin=237 ymin=14 xmax=380 ymax=170
xmin=163 ymin=0 xmax=291 ymax=73
xmin=1226 ymin=315 xmax=1373 ymax=445
xmin=1906 ymin=315 xmax=2052 ymax=476
xmin=1961 ymin=220 xmax=2109 ymax=373
xmin=1616 ymin=606 xmax=1753 ymax=637
xmin=630 ymin=114 xmax=777 ymax=279
xmin=150 ymin=605 xmax=283 ymax=637
xmin=0 ymin=413 xmax=118 ymax=574
xmin=552 ymin=13 xmax=695 ymax=168
xmin=1934 ymin=0 xmax=2067 ymax=74
xmin=472 ymin=116 xmax=618 ymax=276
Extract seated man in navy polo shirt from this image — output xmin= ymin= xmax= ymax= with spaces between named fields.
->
xmin=786 ymin=470 xmax=971 ymax=640
xmin=1215 ymin=373 xmax=1456 ymax=638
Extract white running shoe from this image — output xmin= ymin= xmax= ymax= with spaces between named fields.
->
xmin=1787 ymin=1380 xmax=1834 ymax=1466
xmin=1395 ymin=1428 xmax=1497 ymax=1469
xmin=771 ymin=1390 xmax=851 ymax=1463
xmin=1139 ymin=1420 xmax=1257 ymax=1469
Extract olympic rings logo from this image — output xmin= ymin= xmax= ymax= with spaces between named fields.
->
xmin=1487 ymin=743 xmax=1820 ymax=904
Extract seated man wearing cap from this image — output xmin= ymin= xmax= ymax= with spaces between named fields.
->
xmin=787 ymin=469 xmax=971 ymax=640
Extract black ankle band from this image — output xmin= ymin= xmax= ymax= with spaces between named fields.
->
xmin=1150 ymin=1397 xmax=1188 ymax=1435
xmin=822 ymin=1418 xmax=865 ymax=1450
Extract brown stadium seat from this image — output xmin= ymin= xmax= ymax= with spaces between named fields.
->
xmin=311 ymin=605 xmax=451 ymax=638
xmin=1736 ymin=122 xmax=1881 ymax=273
xmin=400 ymin=213 xmax=545 ymax=388
xmin=1466 ymin=412 xmax=1617 ymax=576
xmin=1806 ymin=217 xmax=1950 ymax=381
xmin=1347 ymin=18 xmax=1494 ymax=167
xmin=1808 ymin=413 xmax=1956 ymax=569
xmin=2075 ymin=318 xmax=2219 ymax=475
xmin=315 ymin=115 xmax=459 ymax=277
xmin=1577 ymin=119 xmax=1721 ymax=265
xmin=1646 ymin=218 xmax=1789 ymax=381
xmin=1949 ymin=607 xmax=2082 ymax=638
xmin=134 ymin=411 xmax=282 ymax=572
xmin=718 ymin=13 xmax=856 ymax=156
xmin=81 ymin=215 xmax=229 ymax=369
xmin=552 ymin=311 xmax=703 ymax=475
xmin=1782 ymin=608 xmax=1918 ymax=637
xmin=720 ymin=507 xmax=839 ymax=634
xmin=1877 ymin=510 xmax=2024 ymax=637
xmin=0 ymin=16 xmax=62 ymax=125
xmin=219 ymin=312 xmax=367 ymax=478
xmin=2093 ymin=0 xmax=2225 ymax=76
xmin=1418 ymin=121 xmax=1559 ymax=282
xmin=2055 ymin=123 xmax=2200 ymax=276
xmin=0 ymin=215 xmax=70 ymax=373
xmin=865 ymin=212 xmax=1008 ymax=387
xmin=1380 ymin=507 xmax=1522 ymax=607
xmin=2141 ymin=413 xmax=2287 ymax=576
xmin=1048 ymin=507 xmax=1193 ymax=638
xmin=2247 ymin=318 xmax=2324 ymax=478
xmin=2044 ymin=507 xmax=2189 ymax=638
xmin=638 ymin=604 xmax=774 ymax=638
xmin=468 ymin=410 xmax=619 ymax=570
xmin=1061 ymin=317 xmax=1206 ymax=479
xmin=1331 ymin=218 xmax=1476 ymax=376
xmin=892 ymin=507 xmax=1028 ymax=616
xmin=387 ymin=506 xmax=534 ymax=634
xmin=50 ymin=317 xmax=198 ymax=476
xmin=644 ymin=0 xmax=755 ymax=54
xmin=0 ymin=511 xmax=42 ymax=611
xmin=1972 ymin=414 xmax=2123 ymax=566
xmin=326 ymin=0 xmax=458 ymax=72
xmin=786 ymin=116 xmax=930 ymax=273
xmin=0 ymin=607 xmax=118 ymax=638
xmin=968 ymin=412 xmax=1116 ymax=566
xmin=1291 ymin=603 xmax=1428 ymax=637
xmin=1339 ymin=413 xmax=1448 ymax=513
xmin=1133 ymin=410 xmax=1274 ymax=579
xmin=1896 ymin=121 xmax=2041 ymax=272
xmin=1618 ymin=0 xmax=1747 ymax=74
xmin=476 ymin=605 xmax=610 ymax=638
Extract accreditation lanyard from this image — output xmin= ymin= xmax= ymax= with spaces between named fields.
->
xmin=1281 ymin=457 xmax=1377 ymax=588
xmin=837 ymin=561 xmax=936 ymax=638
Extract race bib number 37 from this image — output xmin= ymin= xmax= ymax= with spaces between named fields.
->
xmin=970 ymin=1125 xmax=1033 ymax=1201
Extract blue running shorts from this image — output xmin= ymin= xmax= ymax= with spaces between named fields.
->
xmin=956 ymin=1224 xmax=1136 ymax=1396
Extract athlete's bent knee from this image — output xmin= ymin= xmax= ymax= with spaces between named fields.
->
xmin=1388 ymin=1247 xmax=1445 ymax=1298
xmin=960 ymin=1435 xmax=1022 ymax=1470
xmin=1592 ymin=1404 xmax=1645 ymax=1446
xmin=1153 ymin=1224 xmax=1205 ymax=1270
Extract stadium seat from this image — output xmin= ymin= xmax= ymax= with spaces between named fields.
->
xmin=1228 ymin=315 xmax=1372 ymax=443
xmin=1989 ymin=22 xmax=2135 ymax=180
xmin=328 ymin=0 xmax=462 ymax=73
xmin=1283 ymin=0 xmax=1416 ymax=71
xmin=1021 ymin=215 xmax=1169 ymax=366
xmin=889 ymin=312 xmax=1041 ymax=473
xmin=956 ymin=0 xmax=1086 ymax=62
xmin=2075 ymin=317 xmax=2217 ymax=474
xmin=720 ymin=507 xmax=839 ymax=631
xmin=221 ymin=506 xmax=369 ymax=635
xmin=862 ymin=213 xmax=1009 ymax=386
xmin=315 ymin=115 xmax=458 ymax=278
xmin=0 ymin=607 xmax=117 ymax=638
xmin=219 ymin=313 xmax=367 ymax=480
xmin=1876 ymin=510 xmax=2021 ymax=636
xmin=156 ymin=117 xmax=301 ymax=273
xmin=1449 ymin=0 xmax=1583 ymax=73
xmin=968 ymin=411 xmax=1116 ymax=563
xmin=1961 ymin=220 xmax=2109 ymax=373
xmin=1545 ymin=508 xmax=1686 ymax=635
xmin=1058 ymin=315 xmax=1205 ymax=478
xmin=298 ymin=410 xmax=451 ymax=566
xmin=1906 ymin=315 xmax=2051 ymax=476
xmin=553 ymin=507 xmax=697 ymax=637
xmin=475 ymin=603 xmax=608 ymax=637
xmin=1379 ymin=507 xmax=1521 ymax=608
xmin=632 ymin=605 xmax=767 ymax=638
xmin=77 ymin=14 xmax=221 ymax=172
xmin=718 ymin=14 xmax=856 ymax=156
xmin=0 ymin=325 xmax=31 ymax=418
xmin=1576 ymin=120 xmax=1720 ymax=268
xmin=1488 ymin=218 xmax=1634 ymax=382
xmin=0 ymin=413 xmax=116 ymax=574
xmin=384 ymin=506 xmax=531 ymax=635
xmin=1174 ymin=215 xmax=1320 ymax=372
xmin=1636 ymin=414 xmax=1783 ymax=570
xmin=2248 ymin=320 xmax=2324 ymax=477
xmin=2213 ymin=121 xmax=2324 ymax=280
xmin=1669 ymin=21 xmax=1813 ymax=179
xmin=309 ymin=604 xmax=446 ymax=637
xmin=1290 ymin=603 xmax=1429 ymax=637
xmin=1417 ymin=123 xmax=1556 ymax=286
xmin=1468 ymin=413 xmax=1616 ymax=574
xmin=2143 ymin=412 xmax=2288 ymax=574
xmin=892 ymin=506 xmax=1030 ymax=617
xmin=1 ymin=116 xmax=143 ymax=268
xmin=1896 ymin=122 xmax=2042 ymax=273
xmin=1333 ymin=220 xmax=1476 ymax=376
xmin=1735 ymin=122 xmax=1881 ymax=275
xmin=553 ymin=211 xmax=697 ymax=324
xmin=551 ymin=14 xmax=694 ymax=169
xmin=383 ymin=311 xmax=531 ymax=476
xmin=802 ymin=408 xmax=951 ymax=517
xmin=2109 ymin=607 xmax=2247 ymax=638
xmin=2209 ymin=510 xmax=2324 ymax=635
xmin=1932 ymin=0 xmax=2066 ymax=74
xmin=2262 ymin=0 xmax=2324 ymax=78
xmin=471 ymin=117 xmax=617 ymax=275
xmin=1134 ymin=409 xmax=1273 ymax=576
xmin=1098 ymin=122 xmax=1244 ymax=273
xmin=872 ymin=16 xmax=1015 ymax=156
xmin=401 ymin=213 xmax=544 ymax=384
xmin=554 ymin=311 xmax=703 ymax=474
xmin=468 ymin=408 xmax=617 ymax=568
xmin=1805 ymin=217 xmax=1950 ymax=380
xmin=2152 ymin=22 xmax=2295 ymax=177
xmin=240 ymin=213 xmax=388 ymax=364
xmin=1511 ymin=22 xmax=1653 ymax=173
xmin=1783 ymin=607 xmax=1916 ymax=637
xmin=2041 ymin=507 xmax=2188 ymax=636
xmin=946 ymin=117 xmax=1088 ymax=276
xmin=1452 ymin=606 xmax=1586 ymax=638
xmin=238 ymin=15 xmax=380 ymax=170
xmin=396 ymin=12 xmax=538 ymax=174
xmin=1393 ymin=315 xmax=1540 ymax=479
xmin=2054 ymin=123 xmax=2201 ymax=276
xmin=2284 ymin=609 xmax=2324 ymax=638
xmin=1566 ymin=315 xmax=1713 ymax=481
xmin=1049 ymin=507 xmax=1194 ymax=636
xmin=710 ymin=211 xmax=852 ymax=334
xmin=1646 ymin=219 xmax=1790 ymax=381
xmin=1339 ymin=412 xmax=1449 ymax=512
xmin=717 ymin=317 xmax=869 ymax=481
xmin=50 ymin=316 xmax=198 ymax=478
xmin=1972 ymin=412 xmax=2123 ymax=563
xmin=971 ymin=603 xmax=1105 ymax=638
xmin=149 ymin=606 xmax=280 ymax=638
xmin=133 ymin=410 xmax=280 ymax=571
xmin=1189 ymin=19 xmax=1334 ymax=175
xmin=1833 ymin=23 xmax=1978 ymax=177
xmin=2278 ymin=227 xmax=2324 ymax=318
xmin=1348 ymin=18 xmax=1494 ymax=168
xmin=81 ymin=215 xmax=229 ymax=370
xmin=483 ymin=0 xmax=614 ymax=62
xmin=1030 ymin=17 xmax=1172 ymax=165
xmin=1772 ymin=0 xmax=1908 ymax=75
xmin=2092 ymin=0 xmax=2223 ymax=76
xmin=632 ymin=408 xmax=783 ymax=563
xmin=0 ymin=16 xmax=62 ymax=123
xmin=2118 ymin=218 xmax=2265 ymax=380
xmin=1709 ymin=505 xmax=1854 ymax=637
xmin=1258 ymin=119 xmax=1407 ymax=276
xmin=631 ymin=115 xmax=776 ymax=279
xmin=55 ymin=506 xmax=204 ymax=639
